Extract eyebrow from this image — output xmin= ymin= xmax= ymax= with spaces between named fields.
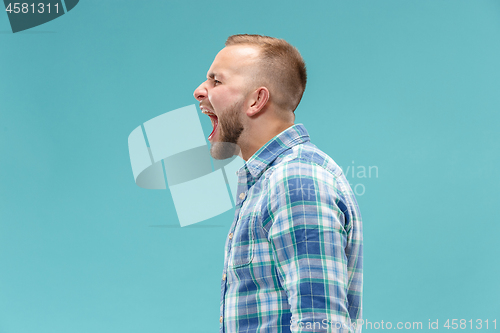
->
xmin=208 ymin=72 xmax=224 ymax=80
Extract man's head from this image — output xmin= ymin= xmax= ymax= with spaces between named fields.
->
xmin=224 ymin=34 xmax=307 ymax=113
xmin=193 ymin=34 xmax=307 ymax=160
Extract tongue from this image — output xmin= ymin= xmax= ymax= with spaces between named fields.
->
xmin=208 ymin=115 xmax=218 ymax=140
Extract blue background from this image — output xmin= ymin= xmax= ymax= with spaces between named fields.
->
xmin=1 ymin=0 xmax=499 ymax=332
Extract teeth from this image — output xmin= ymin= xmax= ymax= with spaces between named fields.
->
xmin=201 ymin=109 xmax=216 ymax=116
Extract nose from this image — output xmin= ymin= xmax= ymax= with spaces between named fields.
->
xmin=193 ymin=81 xmax=208 ymax=101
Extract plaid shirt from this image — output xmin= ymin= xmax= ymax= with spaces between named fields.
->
xmin=220 ymin=124 xmax=362 ymax=333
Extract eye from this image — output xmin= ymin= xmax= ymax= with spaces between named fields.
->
xmin=214 ymin=79 xmax=221 ymax=86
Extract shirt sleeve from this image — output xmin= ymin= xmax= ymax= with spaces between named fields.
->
xmin=265 ymin=159 xmax=354 ymax=333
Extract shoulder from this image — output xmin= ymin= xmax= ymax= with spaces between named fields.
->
xmin=266 ymin=141 xmax=344 ymax=187
xmin=260 ymin=141 xmax=360 ymax=232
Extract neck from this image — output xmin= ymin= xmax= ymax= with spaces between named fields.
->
xmin=238 ymin=120 xmax=295 ymax=161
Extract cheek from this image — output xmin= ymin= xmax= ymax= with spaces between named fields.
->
xmin=209 ymin=88 xmax=242 ymax=109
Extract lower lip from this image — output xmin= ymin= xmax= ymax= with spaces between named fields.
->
xmin=208 ymin=115 xmax=218 ymax=141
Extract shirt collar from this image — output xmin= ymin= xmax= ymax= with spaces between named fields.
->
xmin=238 ymin=123 xmax=310 ymax=179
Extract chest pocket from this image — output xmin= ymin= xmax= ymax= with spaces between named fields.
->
xmin=228 ymin=215 xmax=254 ymax=268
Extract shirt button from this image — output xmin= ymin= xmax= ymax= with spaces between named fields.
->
xmin=220 ymin=315 xmax=223 ymax=323
xmin=222 ymin=273 xmax=226 ymax=280
xmin=239 ymin=192 xmax=246 ymax=200
xmin=228 ymin=233 xmax=233 ymax=239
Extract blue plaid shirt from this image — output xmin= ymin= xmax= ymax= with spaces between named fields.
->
xmin=220 ymin=124 xmax=363 ymax=333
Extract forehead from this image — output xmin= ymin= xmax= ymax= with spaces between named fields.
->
xmin=207 ymin=45 xmax=261 ymax=79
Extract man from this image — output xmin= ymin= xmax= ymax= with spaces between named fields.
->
xmin=193 ymin=34 xmax=363 ymax=333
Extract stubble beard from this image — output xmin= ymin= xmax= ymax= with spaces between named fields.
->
xmin=210 ymin=99 xmax=244 ymax=160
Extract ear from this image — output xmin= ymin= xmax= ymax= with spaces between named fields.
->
xmin=246 ymin=87 xmax=269 ymax=117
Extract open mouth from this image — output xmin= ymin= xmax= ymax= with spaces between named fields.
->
xmin=201 ymin=108 xmax=219 ymax=140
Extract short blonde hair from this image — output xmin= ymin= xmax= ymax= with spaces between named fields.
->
xmin=226 ymin=34 xmax=307 ymax=113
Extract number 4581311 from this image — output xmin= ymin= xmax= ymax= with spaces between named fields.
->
xmin=5 ymin=3 xmax=60 ymax=14
xmin=443 ymin=319 xmax=497 ymax=330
